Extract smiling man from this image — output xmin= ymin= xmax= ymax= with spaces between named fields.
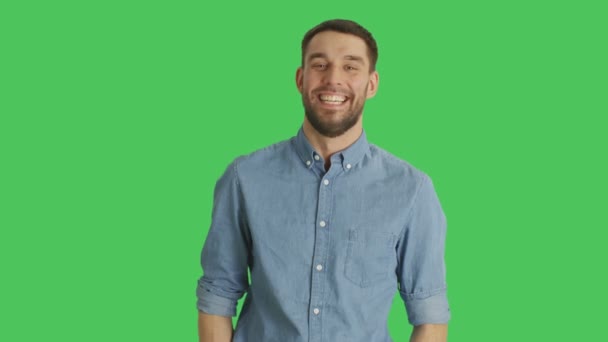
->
xmin=197 ymin=19 xmax=450 ymax=342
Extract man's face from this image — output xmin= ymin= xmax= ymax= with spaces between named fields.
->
xmin=296 ymin=31 xmax=379 ymax=138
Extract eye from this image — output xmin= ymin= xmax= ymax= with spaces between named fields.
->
xmin=313 ymin=63 xmax=327 ymax=70
xmin=345 ymin=65 xmax=358 ymax=71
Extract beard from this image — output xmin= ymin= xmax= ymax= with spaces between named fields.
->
xmin=302 ymin=86 xmax=367 ymax=138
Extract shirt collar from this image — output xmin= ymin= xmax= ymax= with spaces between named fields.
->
xmin=294 ymin=126 xmax=370 ymax=171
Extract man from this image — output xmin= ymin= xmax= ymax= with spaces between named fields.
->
xmin=197 ymin=19 xmax=450 ymax=342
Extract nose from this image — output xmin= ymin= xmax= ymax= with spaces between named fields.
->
xmin=323 ymin=66 xmax=343 ymax=86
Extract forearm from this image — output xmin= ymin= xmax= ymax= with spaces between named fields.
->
xmin=198 ymin=311 xmax=233 ymax=342
xmin=410 ymin=324 xmax=448 ymax=342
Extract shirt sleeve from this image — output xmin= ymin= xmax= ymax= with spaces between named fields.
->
xmin=196 ymin=160 xmax=251 ymax=317
xmin=396 ymin=174 xmax=450 ymax=326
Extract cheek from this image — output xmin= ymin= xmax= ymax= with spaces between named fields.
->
xmin=305 ymin=74 xmax=322 ymax=88
xmin=351 ymin=79 xmax=369 ymax=96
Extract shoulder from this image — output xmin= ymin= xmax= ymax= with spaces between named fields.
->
xmin=367 ymin=144 xmax=444 ymax=223
xmin=225 ymin=136 xmax=297 ymax=178
xmin=366 ymin=143 xmax=429 ymax=186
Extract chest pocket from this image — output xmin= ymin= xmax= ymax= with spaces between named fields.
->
xmin=344 ymin=229 xmax=397 ymax=288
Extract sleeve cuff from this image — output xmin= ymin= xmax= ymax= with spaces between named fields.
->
xmin=196 ymin=283 xmax=238 ymax=317
xmin=402 ymin=290 xmax=450 ymax=325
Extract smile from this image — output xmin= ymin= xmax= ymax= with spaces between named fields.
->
xmin=318 ymin=94 xmax=348 ymax=104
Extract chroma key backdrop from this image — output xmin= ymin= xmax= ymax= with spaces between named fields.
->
xmin=1 ymin=0 xmax=606 ymax=341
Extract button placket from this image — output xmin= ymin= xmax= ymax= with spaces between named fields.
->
xmin=309 ymin=162 xmax=339 ymax=337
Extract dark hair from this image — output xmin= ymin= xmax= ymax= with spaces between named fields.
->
xmin=301 ymin=19 xmax=378 ymax=72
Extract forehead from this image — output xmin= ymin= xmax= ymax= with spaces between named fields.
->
xmin=306 ymin=31 xmax=369 ymax=64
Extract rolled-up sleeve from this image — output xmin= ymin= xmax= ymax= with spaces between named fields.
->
xmin=397 ymin=174 xmax=450 ymax=326
xmin=196 ymin=160 xmax=250 ymax=317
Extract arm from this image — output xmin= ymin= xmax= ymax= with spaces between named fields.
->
xmin=196 ymin=161 xmax=250 ymax=341
xmin=397 ymin=175 xmax=451 ymax=327
xmin=198 ymin=312 xmax=233 ymax=342
xmin=410 ymin=324 xmax=448 ymax=342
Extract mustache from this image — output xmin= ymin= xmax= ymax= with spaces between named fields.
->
xmin=312 ymin=86 xmax=352 ymax=97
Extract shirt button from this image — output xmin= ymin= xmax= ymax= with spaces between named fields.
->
xmin=316 ymin=264 xmax=323 ymax=271
xmin=306 ymin=160 xmax=311 ymax=166
xmin=314 ymin=155 xmax=320 ymax=161
xmin=319 ymin=221 xmax=326 ymax=228
xmin=323 ymin=179 xmax=329 ymax=186
xmin=346 ymin=163 xmax=352 ymax=169
xmin=313 ymin=308 xmax=320 ymax=315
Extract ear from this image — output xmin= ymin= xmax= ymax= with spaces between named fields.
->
xmin=296 ymin=67 xmax=304 ymax=94
xmin=366 ymin=70 xmax=379 ymax=99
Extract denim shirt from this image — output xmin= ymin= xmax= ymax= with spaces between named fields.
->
xmin=197 ymin=128 xmax=450 ymax=342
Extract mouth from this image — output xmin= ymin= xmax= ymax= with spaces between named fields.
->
xmin=317 ymin=93 xmax=349 ymax=106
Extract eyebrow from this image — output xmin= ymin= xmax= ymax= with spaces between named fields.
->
xmin=307 ymin=53 xmax=366 ymax=64
xmin=344 ymin=55 xmax=365 ymax=64
xmin=307 ymin=52 xmax=328 ymax=61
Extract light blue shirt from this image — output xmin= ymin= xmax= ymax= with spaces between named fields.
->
xmin=197 ymin=128 xmax=450 ymax=341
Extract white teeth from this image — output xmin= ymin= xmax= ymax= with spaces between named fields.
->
xmin=319 ymin=94 xmax=346 ymax=103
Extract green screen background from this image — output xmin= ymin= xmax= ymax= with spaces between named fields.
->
xmin=1 ymin=0 xmax=606 ymax=341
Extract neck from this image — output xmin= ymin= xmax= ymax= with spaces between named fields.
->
xmin=302 ymin=118 xmax=363 ymax=167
